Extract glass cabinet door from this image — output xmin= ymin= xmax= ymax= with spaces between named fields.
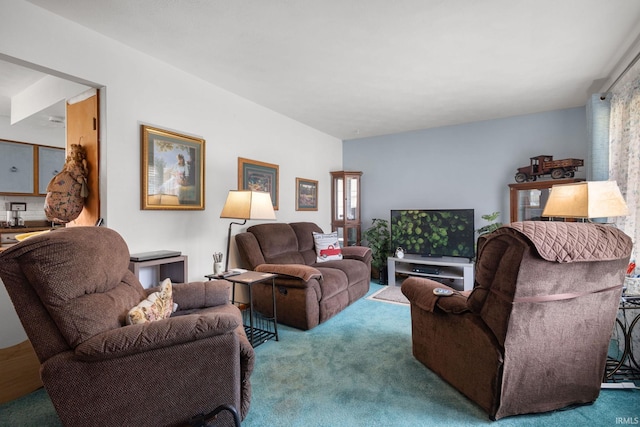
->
xmin=334 ymin=177 xmax=344 ymax=220
xmin=509 ymin=179 xmax=584 ymax=222
xmin=515 ymin=188 xmax=544 ymax=221
xmin=345 ymin=176 xmax=359 ymax=222
xmin=334 ymin=226 xmax=360 ymax=247
xmin=331 ymin=171 xmax=362 ymax=246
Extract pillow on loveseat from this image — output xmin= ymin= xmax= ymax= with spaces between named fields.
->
xmin=313 ymin=231 xmax=343 ymax=262
xmin=127 ymin=278 xmax=176 ymax=325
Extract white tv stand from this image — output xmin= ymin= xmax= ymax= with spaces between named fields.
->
xmin=387 ymin=254 xmax=474 ymax=291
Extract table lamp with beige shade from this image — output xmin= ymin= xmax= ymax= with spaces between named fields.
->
xmin=542 ymin=180 xmax=629 ymax=221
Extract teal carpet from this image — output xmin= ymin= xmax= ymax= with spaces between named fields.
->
xmin=1 ymin=283 xmax=638 ymax=426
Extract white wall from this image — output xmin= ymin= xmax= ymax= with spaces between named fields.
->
xmin=0 ymin=0 xmax=342 ymax=347
xmin=344 ymin=107 xmax=588 ymax=233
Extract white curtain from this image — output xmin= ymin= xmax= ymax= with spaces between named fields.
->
xmin=609 ymin=67 xmax=640 ymax=259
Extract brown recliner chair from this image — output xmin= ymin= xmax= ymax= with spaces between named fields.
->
xmin=0 ymin=226 xmax=254 ymax=427
xmin=401 ymin=222 xmax=632 ymax=420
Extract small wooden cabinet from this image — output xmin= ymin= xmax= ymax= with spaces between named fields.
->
xmin=38 ymin=146 xmax=65 ymax=194
xmin=331 ymin=171 xmax=362 ymax=246
xmin=0 ymin=139 xmax=64 ymax=196
xmin=0 ymin=141 xmax=34 ymax=194
xmin=508 ymin=178 xmax=585 ymax=222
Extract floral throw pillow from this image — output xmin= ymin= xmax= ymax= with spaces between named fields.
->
xmin=313 ymin=231 xmax=343 ymax=262
xmin=127 ymin=278 xmax=175 ymax=325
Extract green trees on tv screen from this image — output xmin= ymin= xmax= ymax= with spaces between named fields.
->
xmin=390 ymin=210 xmax=474 ymax=258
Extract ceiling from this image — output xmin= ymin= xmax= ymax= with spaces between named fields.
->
xmin=5 ymin=0 xmax=640 ymax=139
xmin=0 ymin=59 xmax=66 ymax=129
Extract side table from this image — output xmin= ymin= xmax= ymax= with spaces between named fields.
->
xmin=129 ymin=253 xmax=187 ymax=287
xmin=206 ymin=271 xmax=278 ymax=347
xmin=604 ymin=295 xmax=640 ymax=383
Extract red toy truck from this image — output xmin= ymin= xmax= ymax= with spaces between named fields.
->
xmin=514 ymin=155 xmax=583 ymax=183
xmin=320 ymin=245 xmax=341 ymax=258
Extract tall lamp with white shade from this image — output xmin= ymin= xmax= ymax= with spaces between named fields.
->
xmin=542 ymin=181 xmax=629 ymax=221
xmin=220 ymin=190 xmax=276 ymax=272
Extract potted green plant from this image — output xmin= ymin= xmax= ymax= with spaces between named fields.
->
xmin=362 ymin=218 xmax=391 ymax=285
xmin=477 ymin=211 xmax=502 ymax=236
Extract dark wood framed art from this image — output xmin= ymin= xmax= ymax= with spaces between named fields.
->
xmin=296 ymin=177 xmax=318 ymax=211
xmin=238 ymin=157 xmax=279 ymax=210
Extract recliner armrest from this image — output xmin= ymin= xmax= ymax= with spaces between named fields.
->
xmin=401 ymin=277 xmax=469 ymax=314
xmin=75 ymin=312 xmax=240 ymax=361
xmin=255 ymin=263 xmax=321 ymax=282
xmin=341 ymin=246 xmax=372 ymax=264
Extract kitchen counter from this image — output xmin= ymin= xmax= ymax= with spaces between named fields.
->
xmin=0 ymin=220 xmax=61 ymax=233
xmin=0 ymin=223 xmax=63 ymax=249
xmin=0 ymin=226 xmax=54 ymax=233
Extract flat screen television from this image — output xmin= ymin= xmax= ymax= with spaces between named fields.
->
xmin=390 ymin=209 xmax=475 ymax=260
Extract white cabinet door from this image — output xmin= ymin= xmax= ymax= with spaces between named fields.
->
xmin=0 ymin=141 xmax=34 ymax=194
xmin=38 ymin=146 xmax=65 ymax=194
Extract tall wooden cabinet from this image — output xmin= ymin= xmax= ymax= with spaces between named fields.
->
xmin=331 ymin=171 xmax=362 ymax=246
xmin=508 ymin=178 xmax=584 ymax=222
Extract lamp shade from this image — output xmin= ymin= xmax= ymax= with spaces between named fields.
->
xmin=542 ymin=181 xmax=629 ymax=219
xmin=220 ymin=190 xmax=276 ymax=220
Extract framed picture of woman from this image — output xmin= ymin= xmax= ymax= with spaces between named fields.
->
xmin=141 ymin=125 xmax=205 ymax=210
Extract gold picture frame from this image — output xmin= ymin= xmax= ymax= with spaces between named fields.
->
xmin=141 ymin=125 xmax=205 ymax=210
xmin=238 ymin=157 xmax=279 ymax=210
xmin=296 ymin=177 xmax=318 ymax=211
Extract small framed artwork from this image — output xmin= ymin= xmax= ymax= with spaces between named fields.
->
xmin=141 ymin=125 xmax=205 ymax=210
xmin=238 ymin=157 xmax=279 ymax=210
xmin=296 ymin=177 xmax=318 ymax=211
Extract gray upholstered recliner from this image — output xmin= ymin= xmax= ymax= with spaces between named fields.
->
xmin=0 ymin=226 xmax=254 ymax=427
xmin=402 ymin=222 xmax=632 ymax=420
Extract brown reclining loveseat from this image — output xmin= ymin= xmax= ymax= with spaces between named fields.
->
xmin=235 ymin=222 xmax=372 ymax=330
